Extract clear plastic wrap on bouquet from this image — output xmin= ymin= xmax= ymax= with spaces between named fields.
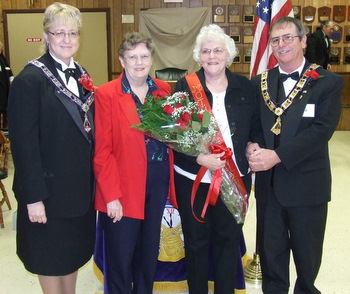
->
xmin=216 ymin=164 xmax=248 ymax=224
xmin=200 ymin=136 xmax=248 ymax=225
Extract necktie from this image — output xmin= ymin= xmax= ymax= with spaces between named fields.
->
xmin=279 ymin=71 xmax=299 ymax=82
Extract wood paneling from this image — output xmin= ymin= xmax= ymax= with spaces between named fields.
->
xmin=1 ymin=0 xmax=349 ymax=129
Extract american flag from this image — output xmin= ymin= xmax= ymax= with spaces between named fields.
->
xmin=250 ymin=0 xmax=294 ymax=78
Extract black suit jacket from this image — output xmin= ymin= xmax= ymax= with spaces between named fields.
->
xmin=304 ymin=28 xmax=330 ymax=69
xmin=251 ymin=61 xmax=343 ymax=207
xmin=0 ymin=53 xmax=13 ymax=112
xmin=174 ymin=68 xmax=263 ymax=180
xmin=8 ymin=52 xmax=95 ymax=218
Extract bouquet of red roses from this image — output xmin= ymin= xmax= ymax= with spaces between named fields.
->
xmin=132 ymin=89 xmax=248 ymax=224
xmin=133 ymin=89 xmax=217 ymax=156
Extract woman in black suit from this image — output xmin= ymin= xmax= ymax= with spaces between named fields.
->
xmin=173 ymin=24 xmax=262 ymax=294
xmin=8 ymin=3 xmax=95 ymax=293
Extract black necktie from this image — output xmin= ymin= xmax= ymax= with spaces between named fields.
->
xmin=279 ymin=71 xmax=299 ymax=82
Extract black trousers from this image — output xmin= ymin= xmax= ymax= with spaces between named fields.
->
xmin=101 ymin=161 xmax=169 ymax=294
xmin=175 ymin=172 xmax=244 ymax=294
xmin=257 ymin=191 xmax=327 ymax=294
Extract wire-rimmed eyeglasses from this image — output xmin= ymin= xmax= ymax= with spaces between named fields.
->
xmin=269 ymin=34 xmax=300 ymax=47
xmin=48 ymin=31 xmax=80 ymax=40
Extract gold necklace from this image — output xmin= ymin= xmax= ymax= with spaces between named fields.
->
xmin=261 ymin=64 xmax=319 ymax=135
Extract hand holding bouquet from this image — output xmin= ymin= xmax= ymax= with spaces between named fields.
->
xmin=132 ymin=89 xmax=248 ymax=224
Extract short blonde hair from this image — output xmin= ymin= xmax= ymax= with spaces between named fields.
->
xmin=42 ymin=2 xmax=82 ymax=51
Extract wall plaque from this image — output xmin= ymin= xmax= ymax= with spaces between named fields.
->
xmin=243 ymin=5 xmax=254 ymax=23
xmin=302 ymin=6 xmax=316 ymax=23
xmin=305 ymin=25 xmax=312 ymax=36
xmin=228 ymin=5 xmax=241 ymax=23
xmin=344 ymin=47 xmax=350 ymax=64
xmin=329 ymin=47 xmax=341 ymax=64
xmin=243 ymin=26 xmax=254 ymax=44
xmin=344 ymin=26 xmax=350 ymax=43
xmin=333 ymin=6 xmax=346 ymax=23
xmin=233 ymin=45 xmax=241 ymax=64
xmin=318 ymin=6 xmax=331 ymax=22
xmin=243 ymin=46 xmax=252 ymax=63
xmin=230 ymin=26 xmax=241 ymax=43
xmin=220 ymin=26 xmax=227 ymax=34
xmin=331 ymin=24 xmax=342 ymax=44
xmin=213 ymin=6 xmax=226 ymax=23
xmin=293 ymin=6 xmax=301 ymax=20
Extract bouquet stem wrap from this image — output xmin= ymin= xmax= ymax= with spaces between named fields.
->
xmin=190 ymin=144 xmax=248 ymax=224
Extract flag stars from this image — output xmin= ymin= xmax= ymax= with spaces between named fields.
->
xmin=257 ymin=1 xmax=261 ymax=8
xmin=263 ymin=6 xmax=269 ymax=14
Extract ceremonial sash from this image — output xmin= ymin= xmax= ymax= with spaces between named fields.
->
xmin=185 ymin=73 xmax=248 ymax=223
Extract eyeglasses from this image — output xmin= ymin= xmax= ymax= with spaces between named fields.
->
xmin=48 ymin=31 xmax=80 ymax=40
xmin=200 ymin=47 xmax=225 ymax=55
xmin=269 ymin=34 xmax=299 ymax=47
xmin=124 ymin=54 xmax=151 ymax=63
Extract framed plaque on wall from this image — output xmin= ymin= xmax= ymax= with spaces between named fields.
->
xmin=213 ymin=6 xmax=226 ymax=23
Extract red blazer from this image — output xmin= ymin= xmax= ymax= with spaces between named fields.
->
xmin=94 ymin=73 xmax=173 ymax=219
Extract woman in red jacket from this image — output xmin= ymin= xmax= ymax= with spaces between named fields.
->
xmin=94 ymin=32 xmax=172 ymax=294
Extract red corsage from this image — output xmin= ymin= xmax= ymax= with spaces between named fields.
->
xmin=305 ymin=70 xmax=322 ymax=80
xmin=78 ymin=74 xmax=96 ymax=92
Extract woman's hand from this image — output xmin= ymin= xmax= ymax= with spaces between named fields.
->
xmin=27 ymin=201 xmax=47 ymax=224
xmin=196 ymin=152 xmax=226 ymax=171
xmin=107 ymin=199 xmax=123 ymax=223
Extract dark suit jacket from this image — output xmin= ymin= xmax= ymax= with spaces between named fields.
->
xmin=304 ymin=28 xmax=330 ymax=69
xmin=0 ymin=53 xmax=13 ymax=112
xmin=251 ymin=61 xmax=343 ymax=207
xmin=8 ymin=52 xmax=95 ymax=218
xmin=174 ymin=68 xmax=263 ymax=179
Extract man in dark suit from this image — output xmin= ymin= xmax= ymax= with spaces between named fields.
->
xmin=304 ymin=20 xmax=334 ymax=70
xmin=0 ymin=40 xmax=13 ymax=128
xmin=248 ymin=17 xmax=343 ymax=294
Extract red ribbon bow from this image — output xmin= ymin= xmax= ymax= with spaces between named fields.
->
xmin=191 ymin=144 xmax=233 ymax=223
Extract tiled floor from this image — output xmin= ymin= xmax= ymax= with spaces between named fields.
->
xmin=0 ymin=131 xmax=349 ymax=294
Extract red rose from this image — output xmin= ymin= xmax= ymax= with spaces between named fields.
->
xmin=305 ymin=70 xmax=320 ymax=80
xmin=78 ymin=74 xmax=95 ymax=92
xmin=197 ymin=113 xmax=203 ymax=122
xmin=152 ymin=89 xmax=169 ymax=98
xmin=176 ymin=118 xmax=187 ymax=130
xmin=175 ymin=103 xmax=183 ymax=108
xmin=181 ymin=112 xmax=191 ymax=123
xmin=163 ymin=105 xmax=175 ymax=115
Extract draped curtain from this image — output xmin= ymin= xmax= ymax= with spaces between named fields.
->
xmin=139 ymin=7 xmax=211 ymax=77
